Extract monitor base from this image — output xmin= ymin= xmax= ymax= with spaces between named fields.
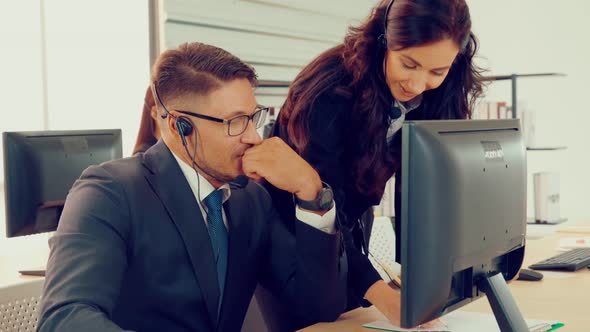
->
xmin=479 ymin=272 xmax=528 ymax=332
xmin=19 ymin=267 xmax=46 ymax=277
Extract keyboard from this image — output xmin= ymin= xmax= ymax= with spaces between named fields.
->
xmin=529 ymin=248 xmax=590 ymax=271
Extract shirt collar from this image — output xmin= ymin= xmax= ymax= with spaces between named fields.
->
xmin=171 ymin=152 xmax=231 ymax=206
xmin=394 ymin=94 xmax=423 ymax=115
xmin=386 ymin=95 xmax=423 ymax=144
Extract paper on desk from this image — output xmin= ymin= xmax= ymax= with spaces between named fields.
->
xmin=558 ymin=237 xmax=590 ymax=250
xmin=541 ymin=271 xmax=575 ymax=279
xmin=363 ymin=311 xmax=561 ymax=332
xmin=363 ymin=319 xmax=449 ymax=331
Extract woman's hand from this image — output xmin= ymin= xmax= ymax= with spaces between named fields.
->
xmin=364 ymin=280 xmax=402 ymax=326
xmin=364 ymin=280 xmax=442 ymax=328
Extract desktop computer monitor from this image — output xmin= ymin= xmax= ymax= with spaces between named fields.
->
xmin=3 ymin=129 xmax=122 ymax=238
xmin=400 ymin=119 xmax=528 ymax=331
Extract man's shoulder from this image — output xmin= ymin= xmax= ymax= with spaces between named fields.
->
xmin=242 ymin=180 xmax=271 ymax=201
xmin=235 ymin=180 xmax=274 ymax=212
xmin=80 ymin=154 xmax=146 ymax=184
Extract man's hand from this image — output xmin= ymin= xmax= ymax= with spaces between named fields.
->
xmin=242 ymin=137 xmax=322 ymax=201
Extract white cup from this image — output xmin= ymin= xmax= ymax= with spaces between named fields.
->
xmin=533 ymin=172 xmax=560 ymax=223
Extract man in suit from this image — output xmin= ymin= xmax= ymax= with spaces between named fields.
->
xmin=37 ymin=42 xmax=347 ymax=332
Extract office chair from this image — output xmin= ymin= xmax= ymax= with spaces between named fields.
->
xmin=241 ymin=284 xmax=291 ymax=332
xmin=242 ymin=287 xmax=269 ymax=332
xmin=0 ymin=279 xmax=44 ymax=332
xmin=368 ymin=216 xmax=401 ymax=281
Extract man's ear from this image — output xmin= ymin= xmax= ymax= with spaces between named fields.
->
xmin=150 ymin=106 xmax=159 ymax=122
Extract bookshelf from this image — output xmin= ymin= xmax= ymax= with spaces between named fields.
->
xmin=526 ymin=146 xmax=567 ymax=151
xmin=480 ymin=73 xmax=569 ymax=150
xmin=482 ymin=72 xmax=567 ymax=225
xmin=481 ymin=72 xmax=566 ymax=120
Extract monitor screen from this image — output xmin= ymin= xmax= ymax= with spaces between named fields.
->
xmin=400 ymin=119 xmax=527 ymax=329
xmin=3 ymin=129 xmax=122 ymax=238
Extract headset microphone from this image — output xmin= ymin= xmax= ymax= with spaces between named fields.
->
xmin=180 ymin=142 xmax=249 ymax=189
xmin=230 ymin=175 xmax=249 ymax=189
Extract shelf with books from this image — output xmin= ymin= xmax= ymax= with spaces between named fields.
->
xmin=526 ymin=146 xmax=567 ymax=151
xmin=481 ymin=73 xmax=568 ymax=226
xmin=480 ymin=72 xmax=566 ymax=119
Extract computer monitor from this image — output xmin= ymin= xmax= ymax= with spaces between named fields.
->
xmin=400 ymin=119 xmax=528 ymax=331
xmin=3 ymin=129 xmax=122 ymax=238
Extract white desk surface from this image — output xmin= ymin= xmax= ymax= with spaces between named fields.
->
xmin=1 ymin=187 xmax=590 ymax=330
xmin=0 ymin=189 xmax=48 ymax=287
xmin=300 ymin=230 xmax=590 ymax=332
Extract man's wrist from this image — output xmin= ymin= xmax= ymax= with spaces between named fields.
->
xmin=294 ymin=182 xmax=322 ymax=201
xmin=294 ymin=181 xmax=334 ymax=212
xmin=294 ymin=172 xmax=322 ymax=201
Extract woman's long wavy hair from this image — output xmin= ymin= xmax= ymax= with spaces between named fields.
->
xmin=278 ymin=0 xmax=485 ymax=199
xmin=133 ymin=86 xmax=159 ymax=155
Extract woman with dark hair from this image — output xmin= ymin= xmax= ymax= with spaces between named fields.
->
xmin=133 ymin=86 xmax=161 ymax=155
xmin=265 ymin=0 xmax=484 ymax=325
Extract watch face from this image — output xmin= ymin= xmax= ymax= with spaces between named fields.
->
xmin=320 ymin=188 xmax=334 ymax=209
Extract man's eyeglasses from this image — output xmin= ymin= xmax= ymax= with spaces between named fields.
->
xmin=175 ymin=106 xmax=269 ymax=136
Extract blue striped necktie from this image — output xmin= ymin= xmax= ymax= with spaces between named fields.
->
xmin=203 ymin=189 xmax=228 ymax=302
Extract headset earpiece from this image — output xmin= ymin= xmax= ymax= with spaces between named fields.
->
xmin=380 ymin=0 xmax=395 ymax=50
xmin=175 ymin=116 xmax=193 ymax=146
xmin=378 ymin=34 xmax=388 ymax=49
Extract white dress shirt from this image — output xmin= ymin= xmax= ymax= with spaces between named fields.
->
xmin=172 ymin=153 xmax=336 ymax=234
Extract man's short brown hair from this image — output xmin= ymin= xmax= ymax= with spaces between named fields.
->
xmin=151 ymin=42 xmax=257 ymax=105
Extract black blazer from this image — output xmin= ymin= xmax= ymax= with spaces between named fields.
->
xmin=37 ymin=140 xmax=346 ymax=332
xmin=266 ymin=92 xmax=424 ymax=309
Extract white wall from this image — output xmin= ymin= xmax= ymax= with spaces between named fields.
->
xmin=44 ymin=1 xmax=150 ymax=155
xmin=0 ymin=1 xmax=149 ymax=252
xmin=0 ymin=1 xmax=45 ymax=184
xmin=468 ymin=0 xmax=590 ymax=224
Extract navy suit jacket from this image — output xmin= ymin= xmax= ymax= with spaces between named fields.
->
xmin=37 ymin=140 xmax=347 ymax=332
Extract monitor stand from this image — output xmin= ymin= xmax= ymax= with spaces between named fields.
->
xmin=19 ymin=267 xmax=46 ymax=276
xmin=478 ymin=272 xmax=528 ymax=332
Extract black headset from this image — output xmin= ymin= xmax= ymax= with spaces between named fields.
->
xmin=377 ymin=0 xmax=403 ymax=121
xmin=379 ymin=0 xmax=471 ymax=52
xmin=174 ymin=117 xmax=194 ymax=147
xmin=378 ymin=0 xmax=395 ymax=49
xmin=153 ymin=88 xmax=194 ymax=147
xmin=151 ymin=82 xmax=193 ymax=146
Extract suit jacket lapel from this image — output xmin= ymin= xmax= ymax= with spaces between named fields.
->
xmin=142 ymin=140 xmax=220 ymax=328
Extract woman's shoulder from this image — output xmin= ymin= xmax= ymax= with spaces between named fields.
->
xmin=308 ymin=90 xmax=353 ymax=132
xmin=310 ymin=85 xmax=356 ymax=118
xmin=314 ymin=87 xmax=352 ymax=106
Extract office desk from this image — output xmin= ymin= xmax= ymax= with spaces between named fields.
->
xmin=0 ymin=234 xmax=48 ymax=288
xmin=0 ymin=252 xmax=44 ymax=287
xmin=299 ymin=232 xmax=590 ymax=331
xmin=0 ymin=190 xmax=48 ymax=287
